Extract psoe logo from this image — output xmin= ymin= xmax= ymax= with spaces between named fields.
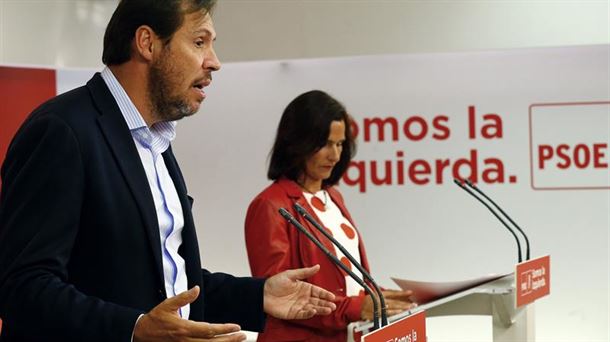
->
xmin=529 ymin=101 xmax=610 ymax=190
xmin=520 ymin=266 xmax=547 ymax=296
xmin=520 ymin=269 xmax=534 ymax=295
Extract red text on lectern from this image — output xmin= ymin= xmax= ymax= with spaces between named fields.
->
xmin=362 ymin=311 xmax=426 ymax=342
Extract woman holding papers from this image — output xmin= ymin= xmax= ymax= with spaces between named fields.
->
xmin=245 ymin=90 xmax=415 ymax=342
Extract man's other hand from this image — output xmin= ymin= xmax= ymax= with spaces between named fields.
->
xmin=263 ymin=264 xmax=337 ymax=320
xmin=133 ymin=286 xmax=246 ymax=342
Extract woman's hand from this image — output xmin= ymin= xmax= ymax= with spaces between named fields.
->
xmin=360 ymin=290 xmax=417 ymax=321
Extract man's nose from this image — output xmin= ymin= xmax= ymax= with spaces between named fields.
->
xmin=204 ymin=48 xmax=221 ymax=71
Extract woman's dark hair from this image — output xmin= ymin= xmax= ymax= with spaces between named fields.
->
xmin=102 ymin=0 xmax=216 ymax=66
xmin=268 ymin=90 xmax=356 ymax=187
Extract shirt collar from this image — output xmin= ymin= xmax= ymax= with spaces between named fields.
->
xmin=100 ymin=67 xmax=176 ymax=154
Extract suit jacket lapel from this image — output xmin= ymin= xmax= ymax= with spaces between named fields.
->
xmin=86 ymin=73 xmax=164 ymax=285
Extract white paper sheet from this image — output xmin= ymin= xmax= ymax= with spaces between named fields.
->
xmin=391 ymin=273 xmax=509 ymax=304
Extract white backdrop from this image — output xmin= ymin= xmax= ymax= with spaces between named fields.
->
xmin=173 ymin=45 xmax=609 ymax=342
xmin=13 ymin=44 xmax=609 ymax=341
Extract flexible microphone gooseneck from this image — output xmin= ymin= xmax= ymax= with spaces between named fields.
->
xmin=453 ymin=179 xmax=523 ymax=263
xmin=293 ymin=203 xmax=388 ymax=327
xmin=278 ymin=208 xmax=381 ymax=330
xmin=463 ymin=179 xmax=531 ymax=261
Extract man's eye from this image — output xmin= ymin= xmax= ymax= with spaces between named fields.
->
xmin=195 ymin=40 xmax=204 ymax=47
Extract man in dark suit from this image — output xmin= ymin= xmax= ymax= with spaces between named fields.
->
xmin=0 ymin=1 xmax=336 ymax=341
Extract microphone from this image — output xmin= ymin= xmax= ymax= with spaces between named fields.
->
xmin=278 ymin=208 xmax=381 ymax=330
xmin=293 ymin=203 xmax=388 ymax=327
xmin=453 ymin=179 xmax=523 ymax=263
xmin=463 ymin=179 xmax=531 ymax=261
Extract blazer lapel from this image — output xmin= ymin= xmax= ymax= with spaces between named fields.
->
xmin=86 ymin=73 xmax=164 ymax=284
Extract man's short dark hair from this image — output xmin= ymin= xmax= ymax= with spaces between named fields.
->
xmin=102 ymin=0 xmax=217 ymax=66
xmin=268 ymin=90 xmax=356 ymax=187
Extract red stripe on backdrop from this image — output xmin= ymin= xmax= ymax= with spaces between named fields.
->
xmin=0 ymin=66 xmax=57 ymax=186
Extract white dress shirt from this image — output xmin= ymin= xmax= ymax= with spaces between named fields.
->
xmin=101 ymin=67 xmax=189 ymax=319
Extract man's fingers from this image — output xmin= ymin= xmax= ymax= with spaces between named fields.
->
xmin=310 ymin=284 xmax=336 ymax=302
xmin=307 ymin=297 xmax=337 ymax=311
xmin=161 ymin=286 xmax=200 ymax=312
xmin=293 ymin=308 xmax=317 ymax=320
xmin=182 ymin=321 xmax=242 ymax=339
xmin=135 ymin=288 xmax=246 ymax=341
xmin=209 ymin=332 xmax=247 ymax=342
xmin=181 ymin=331 xmax=246 ymax=342
xmin=285 ymin=264 xmax=320 ymax=280
xmin=310 ymin=306 xmax=332 ymax=315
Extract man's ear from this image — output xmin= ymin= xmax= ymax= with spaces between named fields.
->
xmin=133 ymin=25 xmax=157 ymax=62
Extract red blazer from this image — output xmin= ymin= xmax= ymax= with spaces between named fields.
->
xmin=245 ymin=178 xmax=371 ymax=342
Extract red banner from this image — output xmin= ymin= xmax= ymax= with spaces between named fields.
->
xmin=0 ymin=66 xmax=56 ymax=185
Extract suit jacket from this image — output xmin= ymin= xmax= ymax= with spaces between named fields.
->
xmin=0 ymin=73 xmax=265 ymax=342
xmin=245 ymin=179 xmax=370 ymax=342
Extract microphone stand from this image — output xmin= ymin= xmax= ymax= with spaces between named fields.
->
xmin=279 ymin=208 xmax=381 ymax=330
xmin=464 ymin=179 xmax=531 ymax=260
xmin=294 ymin=203 xmax=388 ymax=327
xmin=454 ymin=179 xmax=523 ymax=263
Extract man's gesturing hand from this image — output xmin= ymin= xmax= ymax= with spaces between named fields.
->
xmin=263 ymin=265 xmax=337 ymax=320
xmin=133 ymin=286 xmax=246 ymax=342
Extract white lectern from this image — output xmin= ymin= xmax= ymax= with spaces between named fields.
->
xmin=348 ymin=274 xmax=535 ymax=342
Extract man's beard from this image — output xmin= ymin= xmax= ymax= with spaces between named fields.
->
xmin=148 ymin=57 xmax=197 ymax=123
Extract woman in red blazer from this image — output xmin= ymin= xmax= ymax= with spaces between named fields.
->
xmin=245 ymin=90 xmax=415 ymax=341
